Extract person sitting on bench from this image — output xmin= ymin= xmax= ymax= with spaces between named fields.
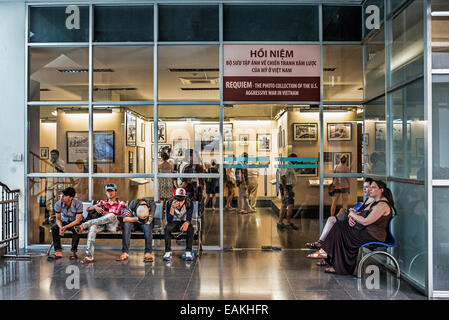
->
xmin=48 ymin=187 xmax=83 ymax=261
xmin=74 ymin=183 xmax=127 ymax=264
xmin=163 ymin=188 xmax=195 ymax=262
xmin=117 ymin=198 xmax=155 ymax=262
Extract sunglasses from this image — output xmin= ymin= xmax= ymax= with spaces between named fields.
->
xmin=174 ymin=196 xmax=185 ymax=201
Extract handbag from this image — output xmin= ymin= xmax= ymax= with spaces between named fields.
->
xmin=328 ymin=183 xmax=336 ymax=197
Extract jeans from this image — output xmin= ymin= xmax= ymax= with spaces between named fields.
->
xmin=51 ymin=221 xmax=80 ymax=253
xmin=164 ymin=221 xmax=194 ymax=252
xmin=83 ymin=213 xmax=118 ymax=259
xmin=122 ymin=221 xmax=153 ymax=254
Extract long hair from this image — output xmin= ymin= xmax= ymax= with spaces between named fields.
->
xmin=373 ymin=180 xmax=395 ymax=213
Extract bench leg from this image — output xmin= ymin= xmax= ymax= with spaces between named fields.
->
xmin=356 ymin=251 xmax=401 ymax=279
xmin=47 ymin=241 xmax=54 ymax=256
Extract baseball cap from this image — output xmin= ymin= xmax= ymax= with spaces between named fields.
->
xmin=173 ymin=188 xmax=186 ymax=198
xmin=136 ymin=205 xmax=149 ymax=220
xmin=105 ymin=183 xmax=118 ymax=192
xmin=61 ymin=187 xmax=76 ymax=198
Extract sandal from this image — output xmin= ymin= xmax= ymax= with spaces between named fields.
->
xmin=69 ymin=252 xmax=78 ymax=260
xmin=116 ymin=253 xmax=129 ymax=261
xmin=47 ymin=253 xmax=62 ymax=261
xmin=316 ymin=260 xmax=328 ymax=267
xmin=80 ymin=257 xmax=94 ymax=264
xmin=307 ymin=249 xmax=327 ymax=259
xmin=305 ymin=240 xmax=322 ymax=250
xmin=324 ymin=267 xmax=336 ymax=274
xmin=143 ymin=253 xmax=154 ymax=262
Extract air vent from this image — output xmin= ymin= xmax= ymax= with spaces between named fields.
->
xmin=169 ymin=68 xmax=219 ymax=73
xmin=180 ymin=88 xmax=219 ymax=91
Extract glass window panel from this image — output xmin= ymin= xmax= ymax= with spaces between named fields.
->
xmin=363 ymin=0 xmax=385 ymax=39
xmin=432 ymin=75 xmax=449 ymax=179
xmin=433 ymin=187 xmax=449 ymax=291
xmin=28 ymin=177 xmax=89 ymax=245
xmin=365 ymin=26 xmax=385 ymax=100
xmin=390 ymin=181 xmax=427 ymax=288
xmin=157 ymin=105 xmax=220 ymax=173
xmin=29 ymin=6 xmax=89 ymax=43
xmin=29 ymin=47 xmax=89 ymax=101
xmin=323 ymin=106 xmax=363 ymax=174
xmin=323 ymin=177 xmax=364 ymax=217
xmin=390 ymin=79 xmax=424 ymax=179
xmin=223 ymin=5 xmax=319 ymax=41
xmin=432 ymin=48 xmax=449 ymax=70
xmin=432 ymin=17 xmax=449 ymax=43
xmin=323 ymin=45 xmax=363 ymax=101
xmin=158 ymin=46 xmax=219 ymax=101
xmin=390 ymin=0 xmax=424 ymax=87
xmin=159 ymin=5 xmax=218 ymax=41
xmin=93 ymin=105 xmax=153 ymax=174
xmin=28 ymin=106 xmax=89 ymax=174
xmin=323 ymin=6 xmax=362 ymax=41
xmin=93 ymin=46 xmax=154 ymax=101
xmin=389 ymin=0 xmax=406 ymax=13
xmin=365 ymin=96 xmax=386 ymax=176
xmin=94 ymin=5 xmax=154 ymax=42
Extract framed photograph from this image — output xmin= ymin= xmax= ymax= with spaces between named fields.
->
xmin=333 ymin=152 xmax=351 ymax=170
xmin=67 ymin=131 xmax=114 ymax=164
xmin=364 ymin=133 xmax=369 ymax=147
xmin=128 ymin=151 xmax=134 ymax=173
xmin=94 ymin=131 xmax=114 ymax=163
xmin=297 ymin=155 xmax=318 ymax=177
xmin=137 ymin=146 xmax=145 ymax=173
xmin=66 ymin=131 xmax=89 ymax=164
xmin=375 ymin=122 xmax=411 ymax=151
xmin=194 ymin=123 xmax=233 ymax=153
xmin=152 ymin=122 xmax=166 ymax=143
xmin=293 ymin=123 xmax=318 ymax=141
xmin=141 ymin=123 xmax=146 ymax=142
xmin=327 ymin=123 xmax=352 ymax=141
xmin=239 ymin=134 xmax=249 ymax=146
xmin=154 ymin=144 xmax=172 ymax=159
xmin=173 ymin=139 xmax=189 ymax=159
xmin=256 ymin=133 xmax=271 ymax=152
xmin=374 ymin=122 xmax=386 ymax=150
xmin=40 ymin=147 xmax=49 ymax=160
xmin=416 ymin=138 xmax=424 ymax=157
xmin=126 ymin=111 xmax=137 ymax=146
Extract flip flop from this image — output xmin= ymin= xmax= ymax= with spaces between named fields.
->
xmin=116 ymin=253 xmax=129 ymax=261
xmin=80 ymin=257 xmax=94 ymax=264
xmin=143 ymin=254 xmax=154 ymax=262
xmin=307 ymin=249 xmax=327 ymax=259
xmin=324 ymin=267 xmax=336 ymax=274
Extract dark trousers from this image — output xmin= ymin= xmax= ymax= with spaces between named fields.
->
xmin=122 ymin=221 xmax=153 ymax=254
xmin=164 ymin=221 xmax=194 ymax=252
xmin=51 ymin=221 xmax=80 ymax=252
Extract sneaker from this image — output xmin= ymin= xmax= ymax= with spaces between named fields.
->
xmin=184 ymin=251 xmax=194 ymax=261
xmin=163 ymin=252 xmax=172 ymax=261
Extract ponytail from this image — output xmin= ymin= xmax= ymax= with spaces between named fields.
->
xmin=373 ymin=180 xmax=396 ymax=214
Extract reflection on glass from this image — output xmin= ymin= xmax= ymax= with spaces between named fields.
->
xmin=158 ymin=46 xmax=219 ymax=101
xmin=390 ymin=0 xmax=423 ymax=86
xmin=323 ymin=46 xmax=363 ymax=101
xmin=28 ymin=178 xmax=89 ymax=245
xmin=29 ymin=47 xmax=89 ymax=101
xmin=390 ymin=181 xmax=426 ymax=287
xmin=322 ymin=6 xmax=362 ymax=41
xmin=365 ymin=26 xmax=385 ymax=100
xmin=323 ymin=177 xmax=364 ymax=217
xmin=93 ymin=46 xmax=154 ymax=101
xmin=433 ymin=187 xmax=449 ymax=291
xmin=93 ymin=106 xmax=153 ymax=174
xmin=365 ymin=96 xmax=386 ymax=176
xmin=28 ymin=106 xmax=89 ymax=174
xmin=432 ymin=76 xmax=449 ymax=179
xmin=363 ymin=0 xmax=385 ymax=39
xmin=391 ymin=79 xmax=424 ymax=179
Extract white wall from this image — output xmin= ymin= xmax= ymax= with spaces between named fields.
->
xmin=0 ymin=1 xmax=26 ymax=248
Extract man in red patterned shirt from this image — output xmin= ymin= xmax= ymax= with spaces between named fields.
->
xmin=75 ymin=183 xmax=127 ymax=264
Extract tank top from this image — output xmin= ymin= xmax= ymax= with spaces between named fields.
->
xmin=365 ymin=200 xmax=393 ymax=242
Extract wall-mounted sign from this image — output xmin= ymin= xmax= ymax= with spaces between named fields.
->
xmin=224 ymin=45 xmax=320 ymax=102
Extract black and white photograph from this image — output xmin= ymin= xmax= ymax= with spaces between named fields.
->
xmin=66 ymin=131 xmax=89 ymax=163
xmin=152 ymin=122 xmax=166 ymax=143
xmin=257 ymin=133 xmax=271 ymax=151
xmin=155 ymin=144 xmax=171 ymax=159
xmin=40 ymin=147 xmax=49 ymax=160
xmin=333 ymin=152 xmax=351 ymax=169
xmin=137 ymin=146 xmax=145 ymax=173
xmin=126 ymin=111 xmax=137 ymax=146
xmin=173 ymin=139 xmax=189 ymax=159
xmin=128 ymin=150 xmax=134 ymax=173
xmin=239 ymin=134 xmax=249 ymax=146
xmin=141 ymin=123 xmax=146 ymax=142
xmin=194 ymin=123 xmax=233 ymax=153
xmin=293 ymin=123 xmax=318 ymax=141
xmin=327 ymin=123 xmax=352 ymax=141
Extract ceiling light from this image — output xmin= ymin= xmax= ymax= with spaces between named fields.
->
xmin=51 ymin=110 xmax=57 ymax=116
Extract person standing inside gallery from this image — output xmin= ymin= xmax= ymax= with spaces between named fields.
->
xmin=158 ymin=151 xmax=174 ymax=224
xmin=278 ymin=153 xmax=299 ymax=230
xmin=330 ymin=154 xmax=351 ymax=216
xmin=204 ymin=159 xmax=219 ymax=211
xmin=235 ymin=152 xmax=251 ymax=214
xmin=225 ymin=154 xmax=236 ymax=210
xmin=247 ymin=165 xmax=260 ymax=213
xmin=45 ymin=149 xmax=66 ymax=217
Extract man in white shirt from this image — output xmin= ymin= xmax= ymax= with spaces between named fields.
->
xmin=278 ymin=153 xmax=299 ymax=230
xmin=247 ymin=167 xmax=260 ymax=213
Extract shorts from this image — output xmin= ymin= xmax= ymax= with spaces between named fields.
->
xmin=280 ymin=185 xmax=294 ymax=206
xmin=333 ymin=188 xmax=349 ymax=194
xmin=206 ymin=180 xmax=219 ymax=194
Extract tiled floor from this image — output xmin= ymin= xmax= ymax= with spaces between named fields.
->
xmin=0 ymin=249 xmax=427 ymax=300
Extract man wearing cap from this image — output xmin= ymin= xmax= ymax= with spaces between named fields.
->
xmin=48 ymin=187 xmax=83 ymax=260
xmin=163 ymin=188 xmax=195 ymax=261
xmin=74 ymin=183 xmax=127 ymax=264
xmin=117 ymin=198 xmax=155 ymax=262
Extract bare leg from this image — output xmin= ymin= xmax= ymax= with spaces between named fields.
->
xmin=330 ymin=194 xmax=340 ymax=216
xmin=319 ymin=216 xmax=337 ymax=242
xmin=286 ymin=204 xmax=294 ymax=224
xmin=342 ymin=192 xmax=349 ymax=211
xmin=278 ymin=204 xmax=286 ymax=224
xmin=211 ymin=194 xmax=216 ymax=210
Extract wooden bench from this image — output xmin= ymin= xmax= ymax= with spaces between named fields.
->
xmin=46 ymin=201 xmax=202 ymax=256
